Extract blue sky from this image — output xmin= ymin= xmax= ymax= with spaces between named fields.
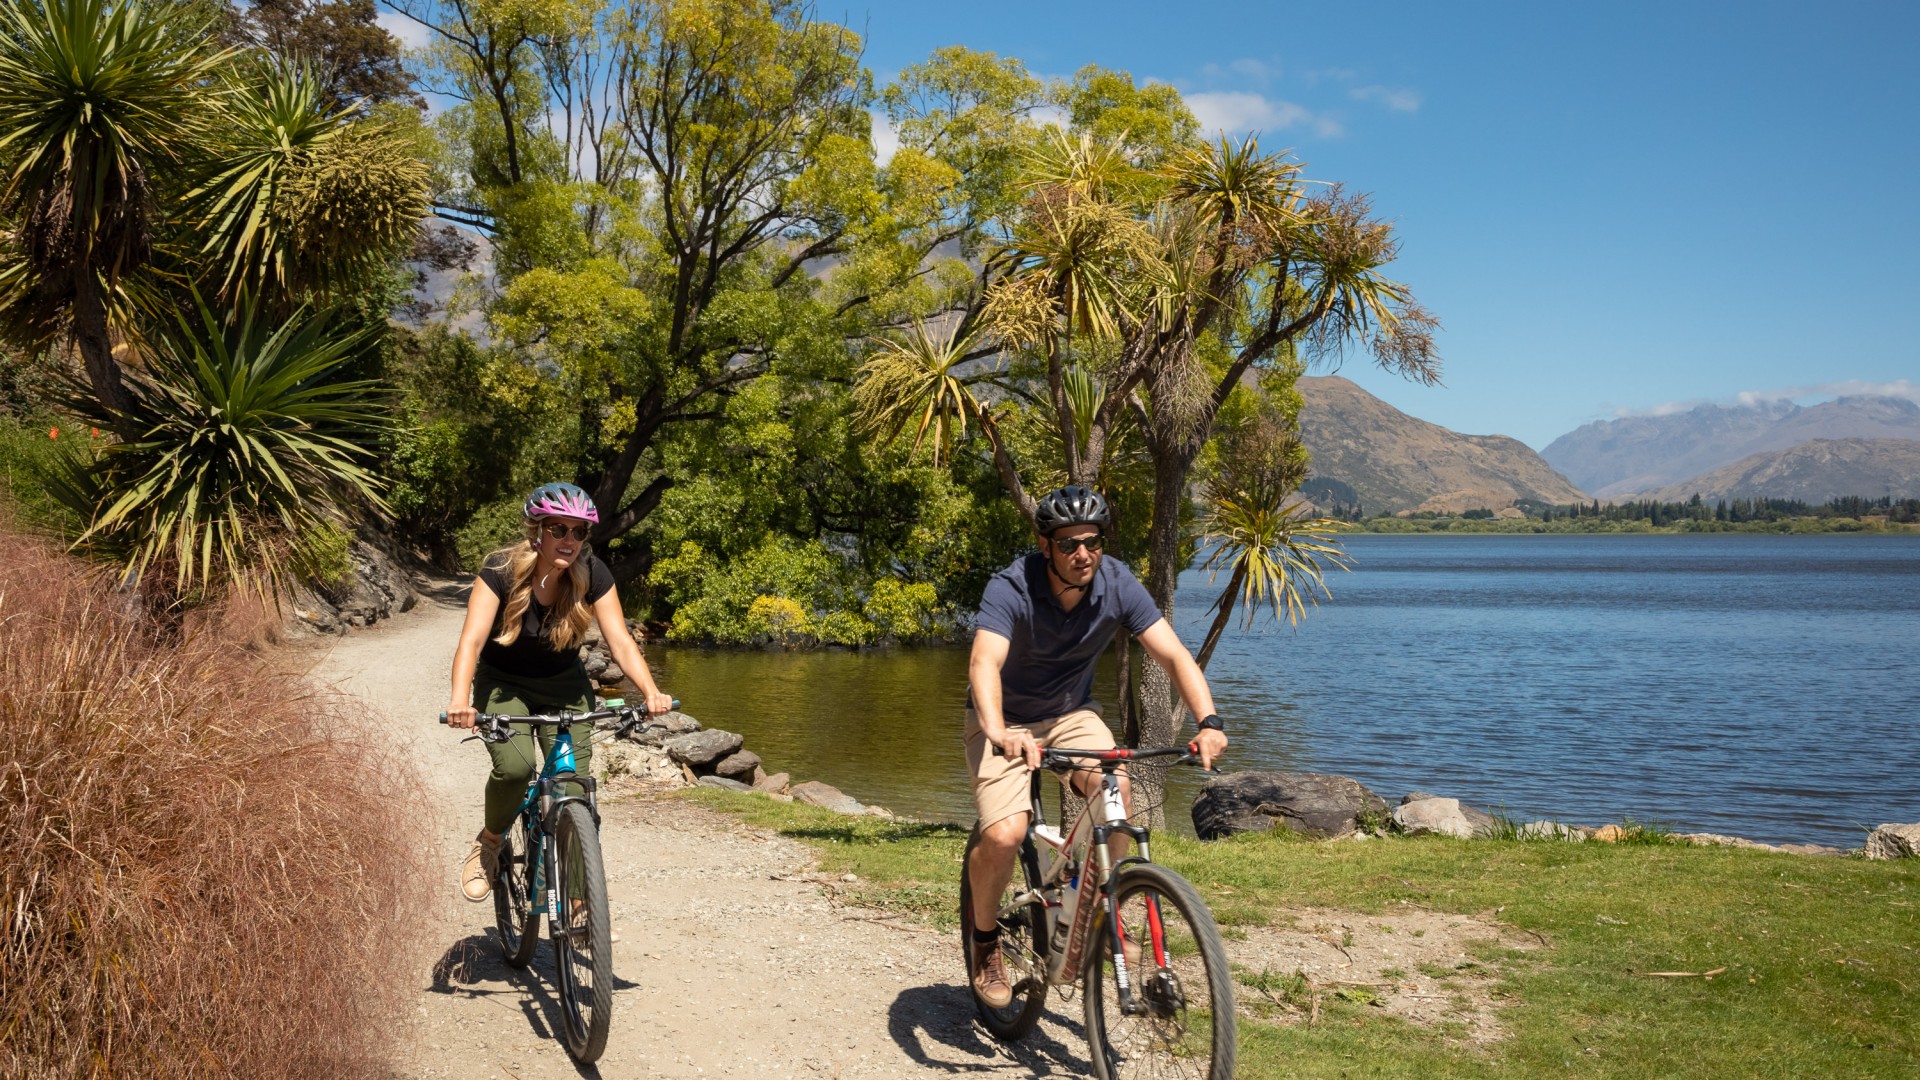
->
xmin=383 ymin=1 xmax=1920 ymax=449
xmin=849 ymin=0 xmax=1920 ymax=448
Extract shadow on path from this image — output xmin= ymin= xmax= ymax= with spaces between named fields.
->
xmin=427 ymin=932 xmax=636 ymax=1078
xmin=887 ymin=983 xmax=1091 ymax=1076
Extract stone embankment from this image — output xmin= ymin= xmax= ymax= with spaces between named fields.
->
xmin=579 ymin=630 xmax=886 ymax=814
xmin=1191 ymin=770 xmax=1920 ymax=860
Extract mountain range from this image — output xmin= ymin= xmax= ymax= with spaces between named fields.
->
xmin=1633 ymin=438 xmax=1920 ymax=503
xmin=1541 ymin=396 xmax=1920 ymax=498
xmin=1294 ymin=376 xmax=1586 ymax=515
xmin=1295 ymin=379 xmax=1920 ymax=513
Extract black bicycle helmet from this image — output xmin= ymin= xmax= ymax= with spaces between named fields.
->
xmin=1033 ymin=485 xmax=1110 ymax=535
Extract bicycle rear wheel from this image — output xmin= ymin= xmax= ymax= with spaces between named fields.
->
xmin=1084 ymin=862 xmax=1235 ymax=1080
xmin=493 ymin=821 xmax=540 ymax=967
xmin=550 ymin=801 xmax=613 ymax=1063
xmin=959 ymin=826 xmax=1050 ymax=1040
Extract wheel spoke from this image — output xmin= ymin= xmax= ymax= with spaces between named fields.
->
xmin=1086 ymin=866 xmax=1234 ymax=1080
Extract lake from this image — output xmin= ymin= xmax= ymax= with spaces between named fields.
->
xmin=641 ymin=534 xmax=1920 ymax=848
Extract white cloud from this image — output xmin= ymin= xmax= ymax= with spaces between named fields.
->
xmin=377 ymin=9 xmax=434 ymax=50
xmin=1350 ymin=84 xmax=1421 ymax=113
xmin=1185 ymin=91 xmax=1342 ymax=139
xmin=1613 ymin=379 xmax=1920 ymax=417
xmin=1198 ymin=58 xmax=1276 ymax=86
xmin=869 ymin=111 xmax=900 ymax=166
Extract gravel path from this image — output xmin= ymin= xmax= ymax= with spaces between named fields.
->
xmin=301 ymin=582 xmax=1101 ymax=1078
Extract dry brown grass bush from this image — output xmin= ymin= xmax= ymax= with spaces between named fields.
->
xmin=0 ymin=528 xmax=429 ymax=1077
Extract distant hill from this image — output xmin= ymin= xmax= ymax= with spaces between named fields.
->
xmin=1636 ymin=438 xmax=1920 ymax=504
xmin=1295 ymin=376 xmax=1587 ymax=515
xmin=1542 ymin=396 xmax=1920 ymax=498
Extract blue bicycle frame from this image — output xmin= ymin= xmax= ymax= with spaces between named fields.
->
xmin=512 ymin=719 xmax=599 ymax=919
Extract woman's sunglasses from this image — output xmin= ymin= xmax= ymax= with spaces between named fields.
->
xmin=1051 ymin=534 xmax=1105 ymax=555
xmin=540 ymin=521 xmax=592 ymax=541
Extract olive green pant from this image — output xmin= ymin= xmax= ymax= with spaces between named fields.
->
xmin=474 ymin=663 xmax=596 ymax=837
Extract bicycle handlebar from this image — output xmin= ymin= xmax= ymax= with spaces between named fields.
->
xmin=992 ymin=742 xmax=1214 ymax=770
xmin=439 ymin=700 xmax=680 ymax=744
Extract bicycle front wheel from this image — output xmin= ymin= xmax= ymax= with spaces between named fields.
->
xmin=493 ymin=821 xmax=540 ymax=967
xmin=550 ymin=802 xmax=613 ymax=1063
xmin=1084 ymin=862 xmax=1235 ymax=1080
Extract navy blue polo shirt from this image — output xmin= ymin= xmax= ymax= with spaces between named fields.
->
xmin=972 ymin=553 xmax=1164 ymax=724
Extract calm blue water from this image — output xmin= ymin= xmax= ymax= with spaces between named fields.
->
xmin=1188 ymin=534 xmax=1920 ymax=848
xmin=648 ymin=534 xmax=1920 ymax=849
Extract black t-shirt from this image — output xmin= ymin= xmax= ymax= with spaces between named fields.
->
xmin=475 ymin=553 xmax=615 ymax=678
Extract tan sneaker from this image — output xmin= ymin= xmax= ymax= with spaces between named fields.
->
xmin=461 ymin=831 xmax=500 ymax=903
xmin=971 ymin=939 xmax=1014 ymax=1009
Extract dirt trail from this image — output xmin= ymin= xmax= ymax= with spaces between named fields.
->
xmin=303 ymin=583 xmax=1102 ymax=1079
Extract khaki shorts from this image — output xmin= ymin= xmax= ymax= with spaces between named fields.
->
xmin=965 ymin=707 xmax=1117 ymax=828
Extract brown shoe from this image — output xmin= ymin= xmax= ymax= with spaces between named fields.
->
xmin=971 ymin=939 xmax=1014 ymax=1009
xmin=461 ymin=831 xmax=500 ymax=903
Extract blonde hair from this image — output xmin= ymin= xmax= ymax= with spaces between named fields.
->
xmin=486 ymin=521 xmax=595 ymax=651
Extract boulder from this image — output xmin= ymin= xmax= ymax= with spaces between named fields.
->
xmin=581 ymin=648 xmax=609 ymax=678
xmin=596 ymin=663 xmax=625 ymax=686
xmin=714 ymin=750 xmax=761 ymax=782
xmin=654 ymin=711 xmax=703 ymax=735
xmin=1190 ymin=772 xmax=1388 ymax=841
xmin=1392 ymin=797 xmax=1496 ymax=839
xmin=293 ymin=532 xmax=419 ymax=632
xmin=1401 ymin=791 xmax=1437 ymax=805
xmin=1866 ymin=823 xmax=1920 ymax=860
xmin=1519 ymin=820 xmax=1588 ymax=842
xmin=696 ymin=775 xmax=754 ymax=792
xmin=665 ymin=728 xmax=743 ymax=768
xmin=754 ymin=771 xmax=791 ymax=794
xmin=791 ymin=781 xmax=866 ymax=814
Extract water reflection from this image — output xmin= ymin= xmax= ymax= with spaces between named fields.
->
xmin=639 ymin=644 xmax=1316 ymax=833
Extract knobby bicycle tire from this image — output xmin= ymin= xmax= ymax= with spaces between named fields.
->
xmin=551 ymin=801 xmax=613 ymax=1063
xmin=959 ymin=826 xmax=1050 ymax=1040
xmin=493 ymin=821 xmax=540 ymax=968
xmin=1084 ymin=862 xmax=1236 ymax=1080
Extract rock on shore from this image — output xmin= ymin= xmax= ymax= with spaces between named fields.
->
xmin=1192 ymin=772 xmax=1388 ymax=840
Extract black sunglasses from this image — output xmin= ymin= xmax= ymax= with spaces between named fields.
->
xmin=540 ymin=521 xmax=591 ymax=541
xmin=1051 ymin=534 xmax=1105 ymax=555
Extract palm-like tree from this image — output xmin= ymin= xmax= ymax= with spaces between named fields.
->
xmin=190 ymin=63 xmax=429 ymax=305
xmin=188 ymin=64 xmax=357 ymax=300
xmin=0 ymin=0 xmax=226 ymax=417
xmin=53 ymin=291 xmax=391 ymax=599
xmin=854 ymin=319 xmax=993 ymax=467
xmin=1194 ymin=484 xmax=1349 ymax=671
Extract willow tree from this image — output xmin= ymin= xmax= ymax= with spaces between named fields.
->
xmin=392 ymin=1 xmax=1048 ymax=582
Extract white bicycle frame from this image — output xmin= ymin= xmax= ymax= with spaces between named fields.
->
xmin=1010 ymin=758 xmax=1155 ymax=987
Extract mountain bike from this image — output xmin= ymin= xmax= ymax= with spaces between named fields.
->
xmin=440 ymin=699 xmax=664 ymax=1064
xmin=960 ymin=745 xmax=1235 ymax=1080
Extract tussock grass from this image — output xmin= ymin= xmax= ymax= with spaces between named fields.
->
xmin=0 ymin=528 xmax=430 ymax=1077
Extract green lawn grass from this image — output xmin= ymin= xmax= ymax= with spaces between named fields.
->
xmin=679 ymin=788 xmax=1920 ymax=1078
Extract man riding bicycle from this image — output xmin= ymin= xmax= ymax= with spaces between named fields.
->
xmin=965 ymin=485 xmax=1229 ymax=1009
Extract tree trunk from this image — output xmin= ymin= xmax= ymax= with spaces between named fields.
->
xmin=1129 ymin=446 xmax=1193 ymax=828
xmin=72 ymin=272 xmax=133 ymax=424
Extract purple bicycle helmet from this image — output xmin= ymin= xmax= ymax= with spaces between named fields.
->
xmin=523 ymin=481 xmax=600 ymax=524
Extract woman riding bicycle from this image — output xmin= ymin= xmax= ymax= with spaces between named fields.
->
xmin=444 ymin=481 xmax=673 ymax=903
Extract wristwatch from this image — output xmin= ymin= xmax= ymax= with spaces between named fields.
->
xmin=1197 ymin=714 xmax=1226 ymax=734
